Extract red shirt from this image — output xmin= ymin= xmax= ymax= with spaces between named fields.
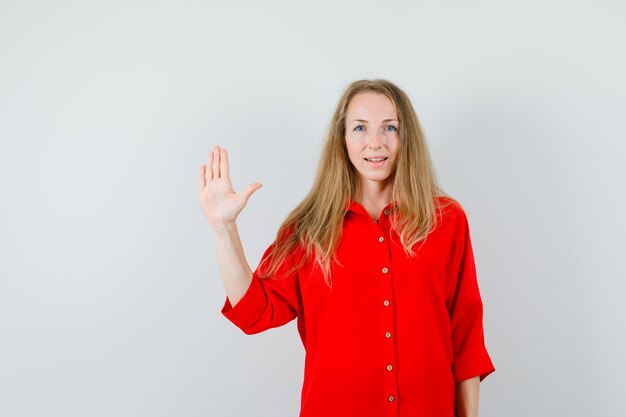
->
xmin=221 ymin=196 xmax=495 ymax=417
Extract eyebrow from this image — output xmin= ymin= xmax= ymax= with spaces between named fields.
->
xmin=350 ymin=119 xmax=398 ymax=123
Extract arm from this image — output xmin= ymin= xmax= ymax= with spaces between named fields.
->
xmin=448 ymin=206 xmax=495 ymax=383
xmin=199 ymin=145 xmax=301 ymax=334
xmin=455 ymin=376 xmax=480 ymax=417
xmin=219 ymin=237 xmax=302 ymax=334
xmin=198 ymin=145 xmax=263 ymax=306
xmin=213 ymin=220 xmax=254 ymax=307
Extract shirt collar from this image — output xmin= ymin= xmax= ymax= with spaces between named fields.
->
xmin=345 ymin=199 xmax=399 ymax=215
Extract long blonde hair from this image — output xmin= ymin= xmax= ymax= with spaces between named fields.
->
xmin=257 ymin=79 xmax=454 ymax=287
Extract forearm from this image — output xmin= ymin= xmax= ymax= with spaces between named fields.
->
xmin=213 ymin=221 xmax=254 ymax=307
xmin=455 ymin=376 xmax=480 ymax=417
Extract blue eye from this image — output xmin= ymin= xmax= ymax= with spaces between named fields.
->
xmin=354 ymin=125 xmax=365 ymax=132
xmin=386 ymin=125 xmax=398 ymax=132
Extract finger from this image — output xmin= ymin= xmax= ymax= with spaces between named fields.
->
xmin=241 ymin=183 xmax=263 ymax=201
xmin=212 ymin=145 xmax=220 ymax=179
xmin=206 ymin=151 xmax=214 ymax=181
xmin=199 ymin=165 xmax=206 ymax=192
xmin=220 ymin=147 xmax=229 ymax=180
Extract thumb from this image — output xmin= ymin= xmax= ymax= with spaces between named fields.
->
xmin=240 ymin=183 xmax=262 ymax=202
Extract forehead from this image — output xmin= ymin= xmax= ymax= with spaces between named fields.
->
xmin=346 ymin=92 xmax=397 ymax=121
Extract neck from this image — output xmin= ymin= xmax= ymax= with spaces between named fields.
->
xmin=355 ymin=179 xmax=393 ymax=208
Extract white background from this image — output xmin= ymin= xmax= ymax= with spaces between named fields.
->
xmin=1 ymin=0 xmax=625 ymax=416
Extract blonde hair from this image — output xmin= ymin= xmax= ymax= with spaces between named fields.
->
xmin=257 ymin=79 xmax=454 ymax=287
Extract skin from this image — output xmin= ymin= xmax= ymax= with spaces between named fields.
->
xmin=456 ymin=376 xmax=480 ymax=417
xmin=198 ymin=145 xmax=261 ymax=306
xmin=344 ymin=92 xmax=400 ymax=220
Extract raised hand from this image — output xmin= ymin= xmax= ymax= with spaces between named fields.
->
xmin=198 ymin=145 xmax=262 ymax=229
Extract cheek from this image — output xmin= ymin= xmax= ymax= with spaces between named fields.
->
xmin=345 ymin=138 xmax=360 ymax=159
xmin=391 ymin=137 xmax=401 ymax=157
xmin=349 ymin=148 xmax=361 ymax=163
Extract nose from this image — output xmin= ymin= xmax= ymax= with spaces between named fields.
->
xmin=367 ymin=129 xmax=384 ymax=148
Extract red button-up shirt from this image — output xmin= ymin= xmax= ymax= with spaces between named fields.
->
xmin=221 ymin=196 xmax=495 ymax=417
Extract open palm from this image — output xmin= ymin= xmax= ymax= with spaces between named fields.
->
xmin=198 ymin=145 xmax=262 ymax=228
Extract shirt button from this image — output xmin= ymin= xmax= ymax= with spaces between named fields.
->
xmin=378 ymin=236 xmax=384 ymax=242
xmin=385 ymin=331 xmax=392 ymax=338
xmin=388 ymin=395 xmax=395 ymax=402
xmin=382 ymin=267 xmax=389 ymax=274
xmin=384 ymin=209 xmax=389 ymax=216
xmin=386 ymin=364 xmax=393 ymax=371
xmin=383 ymin=300 xmax=390 ymax=306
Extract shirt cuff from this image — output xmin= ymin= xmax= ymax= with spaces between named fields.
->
xmin=221 ymin=274 xmax=268 ymax=332
xmin=452 ymin=346 xmax=495 ymax=383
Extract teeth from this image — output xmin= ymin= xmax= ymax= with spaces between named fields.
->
xmin=367 ymin=157 xmax=386 ymax=162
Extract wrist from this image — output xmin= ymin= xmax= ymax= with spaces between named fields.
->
xmin=211 ymin=220 xmax=237 ymax=234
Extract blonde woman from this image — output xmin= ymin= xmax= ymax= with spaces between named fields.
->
xmin=198 ymin=79 xmax=495 ymax=417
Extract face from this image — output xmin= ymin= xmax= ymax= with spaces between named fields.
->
xmin=344 ymin=92 xmax=400 ymax=188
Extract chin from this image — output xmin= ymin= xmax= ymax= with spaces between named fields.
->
xmin=359 ymin=173 xmax=393 ymax=183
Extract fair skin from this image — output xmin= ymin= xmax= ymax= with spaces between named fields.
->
xmin=198 ymin=145 xmax=261 ymax=306
xmin=456 ymin=376 xmax=480 ymax=417
xmin=344 ymin=92 xmax=400 ymax=218
xmin=199 ymin=94 xmax=479 ymax=415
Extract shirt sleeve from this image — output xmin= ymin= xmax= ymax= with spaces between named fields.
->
xmin=448 ymin=207 xmax=496 ymax=383
xmin=220 ymin=240 xmax=302 ymax=335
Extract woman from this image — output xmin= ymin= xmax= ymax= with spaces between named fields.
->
xmin=198 ymin=79 xmax=495 ymax=417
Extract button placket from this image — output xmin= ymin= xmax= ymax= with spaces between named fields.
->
xmin=377 ymin=229 xmax=398 ymax=411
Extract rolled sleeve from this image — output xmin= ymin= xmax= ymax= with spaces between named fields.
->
xmin=221 ymin=273 xmax=270 ymax=333
xmin=220 ymin=240 xmax=302 ymax=335
xmin=452 ymin=345 xmax=495 ymax=383
xmin=449 ymin=207 xmax=496 ymax=383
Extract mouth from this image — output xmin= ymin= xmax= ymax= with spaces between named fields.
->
xmin=363 ymin=157 xmax=388 ymax=168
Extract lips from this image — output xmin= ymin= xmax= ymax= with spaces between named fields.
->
xmin=364 ymin=157 xmax=388 ymax=168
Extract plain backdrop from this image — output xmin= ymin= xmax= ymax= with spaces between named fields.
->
xmin=1 ymin=0 xmax=625 ymax=416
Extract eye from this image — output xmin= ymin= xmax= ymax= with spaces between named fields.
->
xmin=353 ymin=124 xmax=365 ymax=132
xmin=385 ymin=125 xmax=398 ymax=132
